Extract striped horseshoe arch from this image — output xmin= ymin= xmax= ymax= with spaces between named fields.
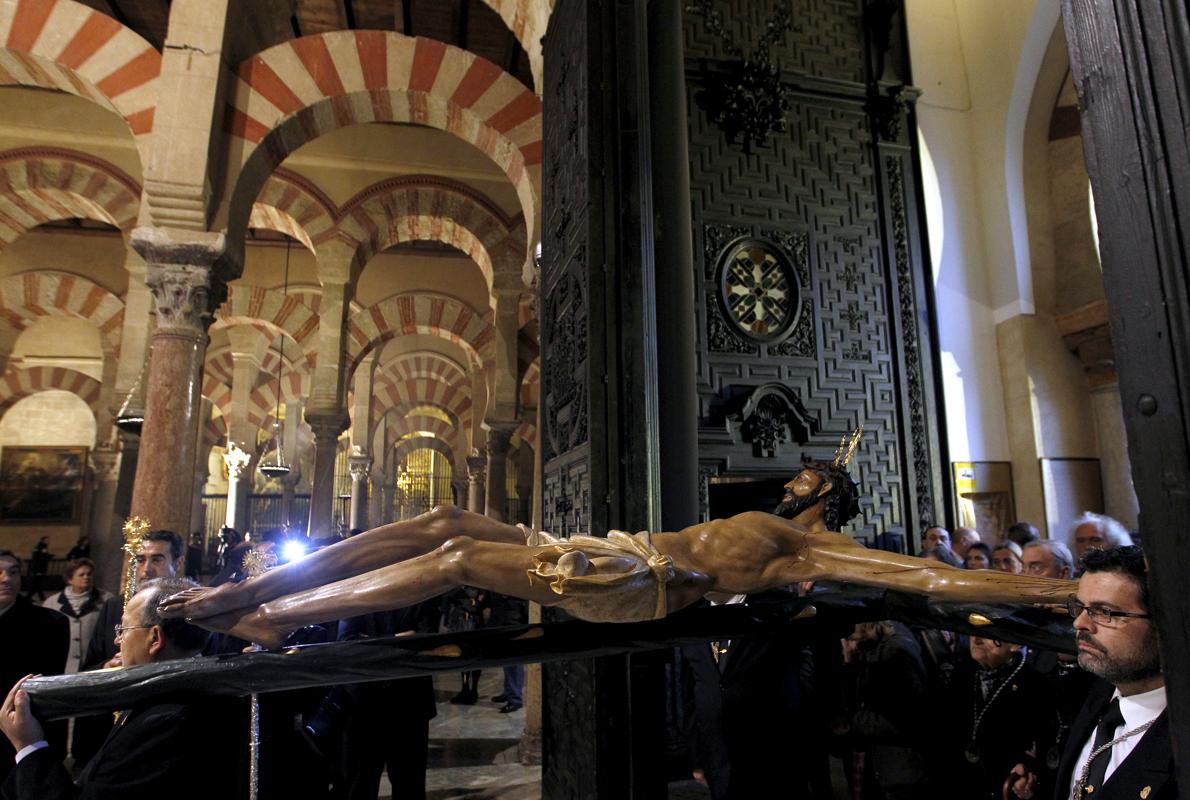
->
xmin=225 ymin=31 xmax=541 ymax=258
xmin=0 ymin=0 xmax=160 ymax=157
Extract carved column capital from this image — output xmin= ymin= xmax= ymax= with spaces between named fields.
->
xmin=348 ymin=455 xmax=372 ymax=481
xmin=484 ymin=421 xmax=519 ymax=457
xmin=89 ymin=444 xmax=121 ymax=484
xmin=134 ymin=227 xmax=231 ymax=334
xmin=223 ymin=443 xmax=253 ymax=480
xmin=306 ymin=410 xmax=350 ymax=442
xmin=467 ymin=452 xmax=488 ymax=483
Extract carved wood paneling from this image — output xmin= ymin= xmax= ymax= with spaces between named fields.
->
xmin=684 ymin=0 xmax=866 ymax=84
xmin=690 ymin=82 xmax=916 ymax=539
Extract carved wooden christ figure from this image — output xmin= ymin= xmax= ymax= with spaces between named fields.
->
xmin=160 ymin=448 xmax=1076 ymax=648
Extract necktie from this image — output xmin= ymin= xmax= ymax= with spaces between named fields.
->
xmin=1082 ymin=699 xmax=1125 ymax=795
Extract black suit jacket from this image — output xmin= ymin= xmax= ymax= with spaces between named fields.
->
xmin=0 ymin=596 xmax=68 ymax=784
xmin=2 ymin=694 xmax=245 ymax=800
xmin=680 ymin=593 xmax=808 ymax=800
xmin=1052 ymin=680 xmax=1177 ymax=800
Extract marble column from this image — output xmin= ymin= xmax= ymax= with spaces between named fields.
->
xmin=466 ymin=453 xmax=487 ymax=514
xmin=129 ymin=228 xmax=226 ymax=537
xmin=223 ymin=444 xmax=253 ymax=531
xmin=279 ymin=471 xmax=300 ymax=531
xmin=368 ymin=474 xmax=385 ymax=527
xmin=1090 ymin=384 xmax=1140 ymax=528
xmin=190 ymin=462 xmax=209 ymax=540
xmin=306 ymin=411 xmax=348 ymax=538
xmin=86 ymin=443 xmax=121 ymax=590
xmin=348 ymin=450 xmax=372 ymax=532
xmin=381 ymin=468 xmax=396 ymax=523
xmin=452 ymin=479 xmax=468 ymax=509
xmin=483 ymin=422 xmax=517 ymax=522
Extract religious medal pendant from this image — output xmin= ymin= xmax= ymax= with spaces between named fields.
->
xmin=964 ymin=741 xmax=980 ymax=764
xmin=1046 ymin=744 xmax=1061 ymax=771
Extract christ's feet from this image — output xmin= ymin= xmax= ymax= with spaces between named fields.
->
xmin=157 ymin=582 xmax=249 ymax=621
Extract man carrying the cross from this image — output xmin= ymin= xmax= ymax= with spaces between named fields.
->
xmin=159 ymin=433 xmax=1078 ymax=649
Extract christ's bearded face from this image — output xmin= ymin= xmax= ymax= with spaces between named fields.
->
xmin=774 ymin=469 xmax=829 ymax=519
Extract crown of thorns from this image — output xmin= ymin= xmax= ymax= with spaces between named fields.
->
xmin=832 ymin=425 xmax=864 ymax=468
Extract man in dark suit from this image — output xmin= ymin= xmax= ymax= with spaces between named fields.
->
xmin=330 ymin=601 xmax=440 ymax=800
xmin=681 ymin=590 xmax=827 ymax=800
xmin=0 ymin=577 xmax=245 ymax=800
xmin=1010 ymin=546 xmax=1175 ymax=800
xmin=0 ymin=549 xmax=67 ymax=786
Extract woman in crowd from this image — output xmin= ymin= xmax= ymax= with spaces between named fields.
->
xmin=40 ymin=558 xmax=109 ymax=674
xmin=963 ymin=542 xmax=992 ymax=570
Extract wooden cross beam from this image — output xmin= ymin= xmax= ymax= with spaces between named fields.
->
xmin=23 ymin=587 xmax=1075 ymax=721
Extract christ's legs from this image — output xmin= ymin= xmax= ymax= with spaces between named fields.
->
xmin=198 ymin=536 xmax=562 ymax=649
xmin=159 ymin=506 xmax=526 ymax=620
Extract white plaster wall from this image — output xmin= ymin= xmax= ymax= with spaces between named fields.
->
xmin=0 ymin=390 xmax=96 ymax=448
xmin=907 ymin=0 xmax=1023 ymax=462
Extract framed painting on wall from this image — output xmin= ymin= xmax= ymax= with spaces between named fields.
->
xmin=0 ymin=446 xmax=88 ymax=524
xmin=951 ymin=461 xmax=1016 ymax=544
xmin=1039 ymin=457 xmax=1104 ymax=539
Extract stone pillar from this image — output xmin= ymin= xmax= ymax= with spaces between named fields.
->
xmin=452 ymin=479 xmax=468 ymax=509
xmin=223 ymin=444 xmax=253 ymax=531
xmin=489 ymin=281 xmax=523 ymax=421
xmin=648 ymin=0 xmax=700 ymax=532
xmin=368 ymin=474 xmax=385 ymax=526
xmin=382 ymin=464 xmax=396 ymax=523
xmin=190 ymin=460 xmax=209 ymax=540
xmin=348 ymin=449 xmax=372 ymax=531
xmin=279 ymin=471 xmax=300 ymax=531
xmin=129 ymin=228 xmax=227 ymax=536
xmin=306 ymin=412 xmax=348 ymax=538
xmin=1090 ymin=384 xmax=1140 ymax=528
xmin=466 ymin=453 xmax=487 ymax=513
xmin=484 ymin=422 xmax=517 ymax=522
xmin=86 ymin=443 xmax=121 ymax=588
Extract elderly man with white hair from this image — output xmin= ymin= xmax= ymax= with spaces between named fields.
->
xmin=1067 ymin=512 xmax=1133 ymax=566
xmin=1021 ymin=540 xmax=1076 ymax=580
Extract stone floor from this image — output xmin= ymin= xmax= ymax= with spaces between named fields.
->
xmin=377 ymin=671 xmax=540 ymax=800
xmin=377 ymin=672 xmax=845 ymax=800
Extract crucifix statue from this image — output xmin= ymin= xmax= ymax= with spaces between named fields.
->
xmin=159 ymin=430 xmax=1075 ymax=648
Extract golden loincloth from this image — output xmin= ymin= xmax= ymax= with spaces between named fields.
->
xmin=518 ymin=526 xmax=675 ymax=623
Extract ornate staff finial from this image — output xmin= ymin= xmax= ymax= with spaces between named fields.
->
xmin=832 ymin=425 xmax=864 ymax=469
xmin=121 ymin=515 xmax=151 ymax=604
xmin=243 ymin=546 xmax=278 ymax=579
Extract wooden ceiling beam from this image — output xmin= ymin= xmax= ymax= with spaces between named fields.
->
xmin=397 ymin=0 xmax=412 ymax=36
xmin=457 ymin=0 xmax=470 ymax=50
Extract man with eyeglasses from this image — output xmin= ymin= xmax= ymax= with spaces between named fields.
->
xmin=70 ymin=531 xmax=185 ymax=773
xmin=0 ymin=577 xmax=245 ymax=800
xmin=1009 ymin=546 xmax=1174 ymax=800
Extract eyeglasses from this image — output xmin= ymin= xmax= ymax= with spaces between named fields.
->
xmin=114 ymin=623 xmax=154 ymax=639
xmin=1066 ymin=601 xmax=1151 ymax=626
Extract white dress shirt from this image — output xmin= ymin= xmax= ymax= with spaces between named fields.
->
xmin=1067 ymin=684 xmax=1167 ymax=799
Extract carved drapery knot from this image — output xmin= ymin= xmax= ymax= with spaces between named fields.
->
xmin=223 ymin=443 xmax=253 ymax=480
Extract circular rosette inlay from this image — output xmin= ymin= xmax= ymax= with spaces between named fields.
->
xmin=717 ymin=239 xmax=800 ymax=343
